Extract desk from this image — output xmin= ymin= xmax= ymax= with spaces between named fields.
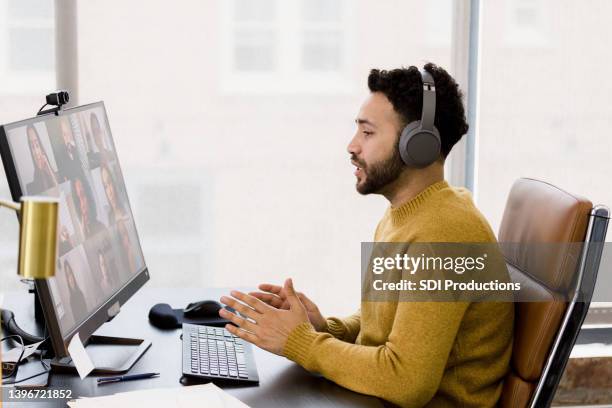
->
xmin=2 ymin=287 xmax=383 ymax=407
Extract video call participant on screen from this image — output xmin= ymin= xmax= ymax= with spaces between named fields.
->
xmin=219 ymin=64 xmax=513 ymax=407
xmin=71 ymin=177 xmax=105 ymax=237
xmin=25 ymin=124 xmax=58 ymax=194
xmin=98 ymin=249 xmax=116 ymax=297
xmin=63 ymin=258 xmax=87 ymax=324
xmin=56 ymin=116 xmax=87 ymax=182
xmin=117 ymin=219 xmax=137 ymax=274
xmin=101 ymin=164 xmax=126 ymax=224
xmin=88 ymin=113 xmax=113 ymax=167
xmin=58 ymin=225 xmax=74 ymax=255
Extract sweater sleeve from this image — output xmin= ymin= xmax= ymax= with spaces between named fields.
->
xmin=283 ymin=301 xmax=469 ymax=408
xmin=324 ymin=309 xmax=361 ymax=343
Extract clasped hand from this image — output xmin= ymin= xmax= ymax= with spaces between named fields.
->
xmin=219 ymin=279 xmax=326 ymax=356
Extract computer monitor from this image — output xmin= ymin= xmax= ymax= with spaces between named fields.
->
xmin=0 ymin=102 xmax=150 ymax=359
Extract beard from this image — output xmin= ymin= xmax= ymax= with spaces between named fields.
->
xmin=353 ymin=144 xmax=404 ymax=195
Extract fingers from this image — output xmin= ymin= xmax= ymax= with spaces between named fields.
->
xmin=219 ymin=308 xmax=258 ymax=332
xmin=225 ymin=323 xmax=259 ymax=345
xmin=296 ymin=292 xmax=311 ymax=306
xmin=220 ymin=295 xmax=259 ymax=319
xmin=225 ymin=290 xmax=269 ymax=314
xmin=249 ymin=292 xmax=285 ymax=309
xmin=258 ymin=283 xmax=284 ymax=296
xmin=283 ymin=278 xmax=303 ymax=309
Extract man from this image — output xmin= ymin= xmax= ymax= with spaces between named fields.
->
xmin=220 ymin=63 xmax=513 ymax=407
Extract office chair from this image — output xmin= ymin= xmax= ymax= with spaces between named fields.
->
xmin=497 ymin=178 xmax=609 ymax=407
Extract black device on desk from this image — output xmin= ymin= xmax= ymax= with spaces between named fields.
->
xmin=0 ymin=101 xmax=151 ymax=374
xmin=182 ymin=323 xmax=259 ymax=384
xmin=148 ymin=300 xmax=234 ymax=329
xmin=184 ymin=300 xmax=222 ymax=317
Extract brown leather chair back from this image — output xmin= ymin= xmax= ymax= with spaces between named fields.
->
xmin=498 ymin=178 xmax=592 ymax=407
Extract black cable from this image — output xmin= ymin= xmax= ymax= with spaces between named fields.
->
xmin=2 ymin=365 xmax=49 ymax=385
xmin=1 ymin=334 xmax=25 ymax=379
xmin=1 ymin=334 xmax=51 ymax=385
xmin=37 ymin=103 xmax=49 ymax=115
xmin=1 ymin=282 xmax=52 ymax=384
xmin=3 ymin=353 xmax=51 ymax=385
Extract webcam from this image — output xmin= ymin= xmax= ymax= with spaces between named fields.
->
xmin=37 ymin=90 xmax=71 ymax=116
xmin=46 ymin=90 xmax=70 ymax=107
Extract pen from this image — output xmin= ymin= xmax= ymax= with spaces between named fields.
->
xmin=97 ymin=372 xmax=160 ymax=385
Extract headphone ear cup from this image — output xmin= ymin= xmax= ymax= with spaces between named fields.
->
xmin=399 ymin=121 xmax=441 ymax=168
xmin=399 ymin=121 xmax=420 ymax=166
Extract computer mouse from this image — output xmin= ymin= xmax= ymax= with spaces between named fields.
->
xmin=183 ymin=300 xmax=223 ymax=318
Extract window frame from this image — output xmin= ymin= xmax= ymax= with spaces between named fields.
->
xmin=445 ymin=0 xmax=480 ymax=193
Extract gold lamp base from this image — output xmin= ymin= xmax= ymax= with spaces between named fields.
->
xmin=0 ymin=196 xmax=58 ymax=279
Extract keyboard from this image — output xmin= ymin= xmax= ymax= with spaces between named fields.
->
xmin=182 ymin=323 xmax=259 ymax=384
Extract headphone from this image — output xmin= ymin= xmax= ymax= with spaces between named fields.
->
xmin=398 ymin=68 xmax=441 ymax=168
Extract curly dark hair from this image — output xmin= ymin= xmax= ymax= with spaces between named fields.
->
xmin=368 ymin=62 xmax=469 ymax=159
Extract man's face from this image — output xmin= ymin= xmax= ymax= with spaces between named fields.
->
xmin=347 ymin=92 xmax=405 ymax=195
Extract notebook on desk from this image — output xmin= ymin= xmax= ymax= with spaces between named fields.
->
xmin=67 ymin=383 xmax=249 ymax=408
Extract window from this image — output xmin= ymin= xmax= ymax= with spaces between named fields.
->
xmin=221 ymin=0 xmax=352 ymax=94
xmin=0 ymin=0 xmax=55 ymax=93
xmin=232 ymin=0 xmax=277 ymax=72
xmin=300 ymin=0 xmax=344 ymax=71
xmin=475 ymin=2 xmax=612 ymax=308
xmin=50 ymin=0 xmax=454 ymax=315
xmin=0 ymin=0 xmax=56 ymax=292
xmin=503 ymin=0 xmax=548 ymax=47
xmin=475 ymin=1 xmax=612 ymax=239
xmin=425 ymin=0 xmax=453 ymax=47
xmin=129 ymin=171 xmax=213 ymax=288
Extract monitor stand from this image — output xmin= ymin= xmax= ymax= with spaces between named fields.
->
xmin=21 ymin=285 xmax=151 ymax=374
xmin=50 ymin=335 xmax=152 ymax=375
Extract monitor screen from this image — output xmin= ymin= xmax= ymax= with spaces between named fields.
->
xmin=0 ymin=102 xmax=148 ymax=351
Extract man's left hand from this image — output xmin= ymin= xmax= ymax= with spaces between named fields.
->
xmin=219 ymin=278 xmax=310 ymax=355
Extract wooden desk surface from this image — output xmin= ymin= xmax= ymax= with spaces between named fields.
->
xmin=2 ymin=287 xmax=383 ymax=408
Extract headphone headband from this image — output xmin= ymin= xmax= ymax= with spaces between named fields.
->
xmin=419 ymin=68 xmax=436 ymax=132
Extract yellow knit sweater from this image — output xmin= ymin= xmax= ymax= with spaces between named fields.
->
xmin=283 ymin=180 xmax=514 ymax=407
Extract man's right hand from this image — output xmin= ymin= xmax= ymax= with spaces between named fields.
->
xmin=249 ymin=282 xmax=328 ymax=332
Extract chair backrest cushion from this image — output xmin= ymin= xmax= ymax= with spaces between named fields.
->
xmin=498 ymin=178 xmax=592 ymax=407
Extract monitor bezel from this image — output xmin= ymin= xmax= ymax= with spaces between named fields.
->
xmin=0 ymin=101 xmax=150 ymax=358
